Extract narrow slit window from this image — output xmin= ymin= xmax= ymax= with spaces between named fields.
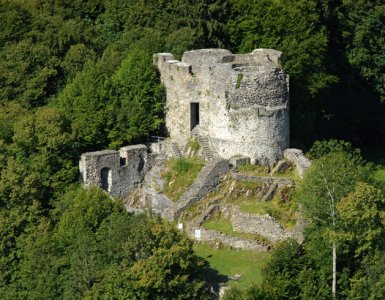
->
xmin=190 ymin=102 xmax=200 ymax=130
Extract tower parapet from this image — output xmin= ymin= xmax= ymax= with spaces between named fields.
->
xmin=153 ymin=48 xmax=289 ymax=165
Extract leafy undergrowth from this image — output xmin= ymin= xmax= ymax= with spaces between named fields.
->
xmin=238 ymin=162 xmax=301 ymax=183
xmin=194 ymin=243 xmax=271 ymax=289
xmin=161 ymin=158 xmax=205 ymax=201
xmin=373 ymin=168 xmax=385 ymax=185
xmin=368 ymin=153 xmax=385 ymax=185
xmin=202 ymin=211 xmax=271 ymax=245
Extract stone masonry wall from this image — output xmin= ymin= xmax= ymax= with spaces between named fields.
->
xmin=284 ymin=148 xmax=312 ymax=178
xmin=173 ymin=158 xmax=230 ymax=220
xmin=229 ymin=206 xmax=288 ymax=243
xmin=154 ymin=48 xmax=290 ymax=165
xmin=79 ymin=144 xmax=151 ymax=198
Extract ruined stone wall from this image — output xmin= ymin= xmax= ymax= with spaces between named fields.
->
xmin=284 ymin=148 xmax=312 ymax=178
xmin=79 ymin=145 xmax=151 ymax=198
xmin=154 ymin=48 xmax=289 ymax=165
xmin=173 ymin=158 xmax=230 ymax=220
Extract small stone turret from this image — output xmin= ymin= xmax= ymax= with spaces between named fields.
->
xmin=153 ymin=48 xmax=289 ymax=165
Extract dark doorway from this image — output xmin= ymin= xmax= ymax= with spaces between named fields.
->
xmin=190 ymin=102 xmax=200 ymax=130
xmin=101 ymin=168 xmax=112 ymax=192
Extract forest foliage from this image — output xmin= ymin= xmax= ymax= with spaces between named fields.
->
xmin=0 ymin=0 xmax=384 ymax=298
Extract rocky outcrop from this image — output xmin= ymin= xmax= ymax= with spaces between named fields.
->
xmin=261 ymin=182 xmax=278 ymax=202
xmin=123 ymin=155 xmax=175 ymax=220
xmin=192 ymin=204 xmax=219 ymax=227
xmin=270 ymin=159 xmax=290 ymax=175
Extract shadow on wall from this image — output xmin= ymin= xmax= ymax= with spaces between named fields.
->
xmin=101 ymin=167 xmax=112 ymax=192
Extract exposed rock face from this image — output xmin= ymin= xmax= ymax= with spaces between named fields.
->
xmin=270 ymin=159 xmax=290 ymax=175
xmin=154 ymin=48 xmax=289 ymax=165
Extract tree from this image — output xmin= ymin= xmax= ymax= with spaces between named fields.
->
xmin=297 ymin=150 xmax=367 ymax=298
xmin=340 ymin=1 xmax=385 ymax=102
xmin=347 ymin=252 xmax=385 ymax=299
xmin=337 ymin=182 xmax=385 ymax=257
xmin=108 ymin=48 xmax=165 ymax=147
xmin=92 ymin=220 xmax=213 ymax=299
xmin=227 ymin=0 xmax=338 ymax=145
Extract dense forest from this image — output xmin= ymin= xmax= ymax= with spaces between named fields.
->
xmin=0 ymin=0 xmax=384 ymax=299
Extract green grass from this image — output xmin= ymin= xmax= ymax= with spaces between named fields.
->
xmin=202 ymin=212 xmax=270 ymax=245
xmin=183 ymin=177 xmax=298 ymax=229
xmin=202 ymin=213 xmax=233 ymax=233
xmin=161 ymin=158 xmax=205 ymax=201
xmin=194 ymin=243 xmax=271 ymax=288
xmin=226 ymin=194 xmax=298 ymax=229
xmin=238 ymin=162 xmax=301 ymax=183
xmin=187 ymin=138 xmax=201 ymax=152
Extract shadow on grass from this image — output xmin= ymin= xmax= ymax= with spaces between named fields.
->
xmin=202 ymin=266 xmax=229 ymax=292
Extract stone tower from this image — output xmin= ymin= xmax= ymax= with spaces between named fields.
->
xmin=153 ymin=48 xmax=289 ymax=165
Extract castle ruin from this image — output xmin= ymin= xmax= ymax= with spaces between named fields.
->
xmin=79 ymin=145 xmax=151 ymax=198
xmin=80 ymin=48 xmax=292 ymax=196
xmin=153 ymin=48 xmax=289 ymax=165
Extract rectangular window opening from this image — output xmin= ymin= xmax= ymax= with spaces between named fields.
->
xmin=190 ymin=102 xmax=200 ymax=130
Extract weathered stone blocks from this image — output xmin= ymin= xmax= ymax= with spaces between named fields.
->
xmin=79 ymin=144 xmax=151 ymax=198
xmin=154 ymin=48 xmax=290 ymax=166
xmin=284 ymin=148 xmax=311 ymax=178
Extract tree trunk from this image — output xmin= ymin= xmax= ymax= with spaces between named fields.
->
xmin=332 ymin=241 xmax=336 ymax=298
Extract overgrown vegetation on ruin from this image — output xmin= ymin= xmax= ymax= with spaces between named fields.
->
xmin=0 ymin=0 xmax=385 ymax=298
xmin=238 ymin=162 xmax=301 ymax=182
xmin=183 ymin=176 xmax=298 ymax=229
xmin=162 ymin=158 xmax=205 ymax=201
xmin=202 ymin=211 xmax=272 ymax=245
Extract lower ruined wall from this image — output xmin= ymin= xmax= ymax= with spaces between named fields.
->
xmin=206 ymin=105 xmax=289 ymax=165
xmin=79 ymin=145 xmax=152 ymax=198
xmin=173 ymin=158 xmax=230 ymax=220
xmin=284 ymin=148 xmax=311 ymax=178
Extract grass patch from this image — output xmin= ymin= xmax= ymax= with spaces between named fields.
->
xmin=202 ymin=212 xmax=270 ymax=245
xmin=187 ymin=138 xmax=200 ymax=152
xmin=225 ymin=194 xmax=298 ymax=229
xmin=236 ymin=73 xmax=244 ymax=89
xmin=237 ymin=162 xmax=301 ymax=182
xmin=238 ymin=164 xmax=270 ymax=174
xmin=202 ymin=213 xmax=233 ymax=233
xmin=183 ymin=177 xmax=298 ymax=229
xmin=194 ymin=243 xmax=271 ymax=288
xmin=161 ymin=158 xmax=205 ymax=201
